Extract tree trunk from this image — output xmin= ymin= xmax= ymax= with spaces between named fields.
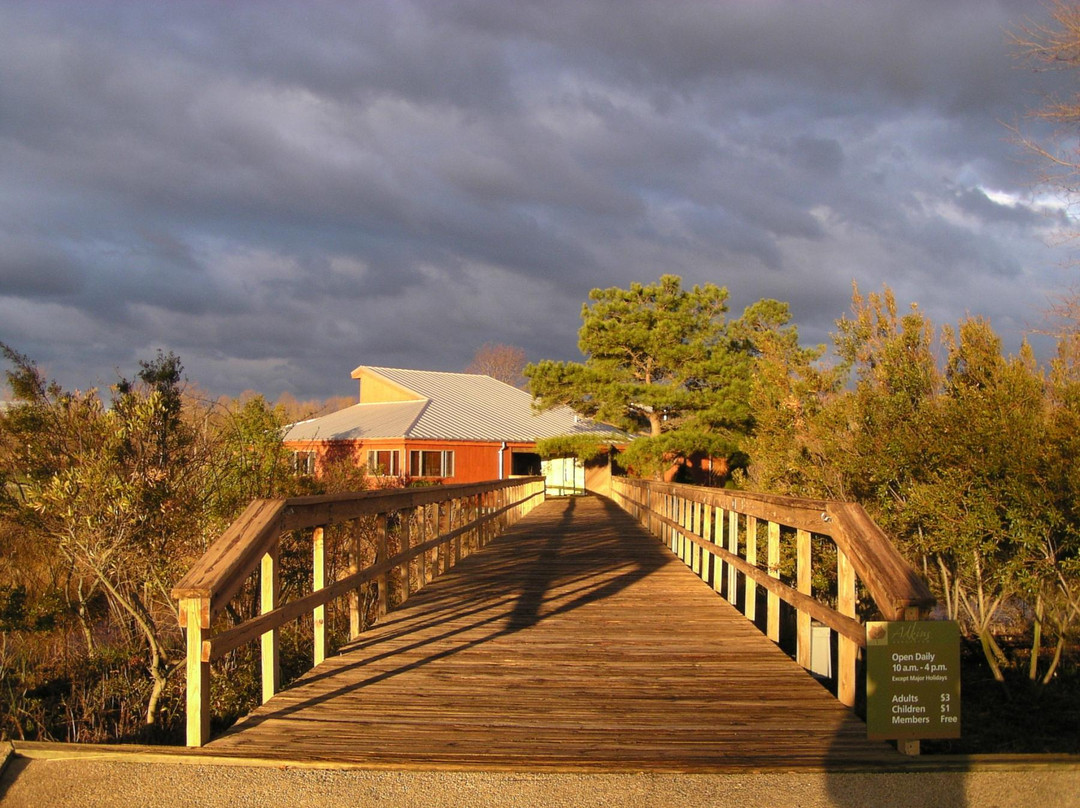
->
xmin=75 ymin=579 xmax=97 ymax=656
xmin=1041 ymin=636 xmax=1065 ymax=685
xmin=977 ymin=628 xmax=1007 ymax=684
xmin=959 ymin=583 xmax=1008 ymax=686
xmin=145 ymin=648 xmax=169 ymax=727
xmin=1029 ymin=593 xmax=1044 ymax=682
xmin=649 ymin=412 xmax=663 ymax=437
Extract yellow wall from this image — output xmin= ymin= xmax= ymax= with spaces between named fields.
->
xmin=352 ymin=369 xmax=425 ymax=403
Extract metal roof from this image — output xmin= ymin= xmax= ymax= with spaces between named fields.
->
xmin=284 ymin=367 xmax=630 ymax=444
xmin=284 ymin=400 xmax=427 ymax=442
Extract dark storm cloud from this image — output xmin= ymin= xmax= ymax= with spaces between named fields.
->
xmin=0 ymin=0 xmax=1072 ymax=400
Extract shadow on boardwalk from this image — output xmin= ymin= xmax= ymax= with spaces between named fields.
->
xmin=200 ymin=494 xmax=905 ymax=772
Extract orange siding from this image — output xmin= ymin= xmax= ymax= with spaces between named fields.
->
xmin=401 ymin=440 xmax=502 ymax=483
xmin=285 ymin=438 xmax=538 ymax=484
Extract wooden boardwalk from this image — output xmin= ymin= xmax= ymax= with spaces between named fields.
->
xmin=206 ymin=495 xmax=903 ymax=771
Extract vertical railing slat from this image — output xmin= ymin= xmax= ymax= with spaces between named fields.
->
xmin=712 ymin=507 xmax=724 ymax=596
xmin=700 ymin=502 xmax=713 ymax=585
xmin=376 ymin=513 xmax=389 ymax=618
xmin=727 ymin=509 xmax=739 ymax=604
xmin=400 ymin=511 xmax=412 ymax=600
xmin=767 ymin=520 xmax=781 ymax=643
xmin=745 ymin=515 xmax=758 ymax=623
xmin=726 ymin=506 xmax=739 ymax=602
xmin=260 ymin=545 xmax=280 ymax=704
xmin=313 ymin=526 xmax=326 ymax=666
xmin=348 ymin=519 xmax=362 ymax=639
xmin=796 ymin=528 xmax=812 ymax=671
xmin=837 ymin=548 xmax=857 ymax=707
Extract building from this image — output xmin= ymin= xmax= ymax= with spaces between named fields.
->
xmin=283 ymin=366 xmax=630 ymax=491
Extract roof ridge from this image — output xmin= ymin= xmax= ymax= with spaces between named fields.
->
xmin=403 ymin=399 xmax=431 ymax=437
xmin=367 ymin=366 xmax=489 ymax=378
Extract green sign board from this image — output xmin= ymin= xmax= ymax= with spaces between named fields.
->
xmin=866 ymin=620 xmax=961 ymax=740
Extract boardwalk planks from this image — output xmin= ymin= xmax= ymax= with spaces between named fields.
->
xmin=206 ymin=496 xmax=903 ymax=771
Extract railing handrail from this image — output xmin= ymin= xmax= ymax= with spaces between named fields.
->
xmin=195 ymin=488 xmax=542 ymax=663
xmin=609 ymin=475 xmax=935 ymax=749
xmin=174 ymin=476 xmax=546 ymax=746
xmin=612 ymin=478 xmax=934 ymax=620
xmin=172 ymin=478 xmax=543 ymax=615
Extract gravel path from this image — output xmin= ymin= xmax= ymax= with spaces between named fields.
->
xmin=3 ymin=755 xmax=1079 ymax=808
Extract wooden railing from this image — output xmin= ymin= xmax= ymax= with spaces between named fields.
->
xmin=172 ymin=477 xmax=545 ymax=747
xmin=610 ymin=478 xmax=934 ymax=712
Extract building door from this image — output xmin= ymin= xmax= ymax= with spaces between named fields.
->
xmin=541 ymin=456 xmax=584 ymax=496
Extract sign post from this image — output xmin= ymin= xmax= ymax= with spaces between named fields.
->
xmin=866 ymin=620 xmax=961 ymax=744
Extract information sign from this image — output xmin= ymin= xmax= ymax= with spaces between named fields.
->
xmin=865 ymin=620 xmax=960 ymax=740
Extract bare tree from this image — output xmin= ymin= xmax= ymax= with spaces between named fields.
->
xmin=465 ymin=343 xmax=528 ymax=388
xmin=1011 ymin=2 xmax=1080 ymax=209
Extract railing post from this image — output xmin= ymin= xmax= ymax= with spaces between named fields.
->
xmin=348 ymin=519 xmax=362 ymax=639
xmin=727 ymin=509 xmax=739 ymax=604
xmin=400 ymin=508 xmax=412 ymax=598
xmin=659 ymin=492 xmax=667 ymax=547
xmin=417 ymin=504 xmax=429 ymax=585
xmin=376 ymin=513 xmax=389 ymax=618
xmin=261 ymin=544 xmax=280 ymax=703
xmin=679 ymin=496 xmax=690 ymax=566
xmin=700 ymin=502 xmax=713 ymax=585
xmin=837 ymin=548 xmax=857 ymax=707
xmin=484 ymin=491 xmax=493 ymax=545
xmin=182 ymin=597 xmax=210 ymax=747
xmin=672 ymin=495 xmax=679 ymax=555
xmin=454 ymin=500 xmax=463 ymax=564
xmin=796 ymin=529 xmax=812 ymax=670
xmin=440 ymin=502 xmax=451 ymax=574
xmin=469 ymin=493 xmax=480 ymax=556
xmin=744 ymin=515 xmax=758 ymax=623
xmin=313 ymin=526 xmax=326 ymax=666
xmin=686 ymin=499 xmax=695 ymax=574
xmin=712 ymin=507 xmax=724 ymax=595
xmin=727 ymin=507 xmax=739 ymax=602
xmin=767 ymin=520 xmax=781 ymax=643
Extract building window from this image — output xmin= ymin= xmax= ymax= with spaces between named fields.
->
xmin=292 ymin=450 xmax=316 ymax=476
xmin=367 ymin=449 xmax=401 ymax=476
xmin=511 ymin=452 xmax=542 ymax=476
xmin=409 ymin=450 xmax=454 ymax=478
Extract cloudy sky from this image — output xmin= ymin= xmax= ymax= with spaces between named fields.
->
xmin=0 ymin=0 xmax=1075 ymax=401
